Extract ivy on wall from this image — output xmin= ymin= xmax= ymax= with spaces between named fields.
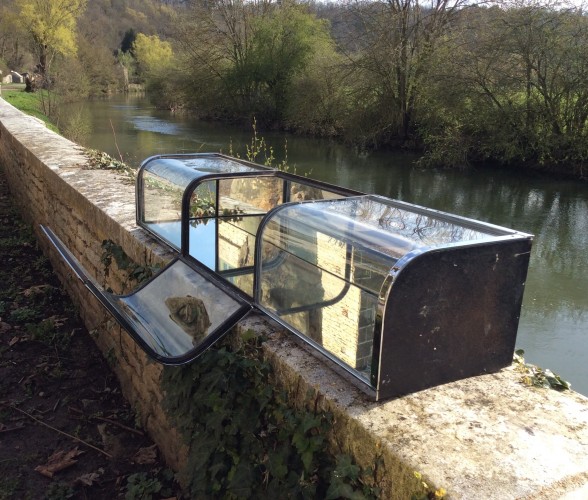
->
xmin=100 ymin=241 xmax=384 ymax=498
xmin=161 ymin=332 xmax=381 ymax=499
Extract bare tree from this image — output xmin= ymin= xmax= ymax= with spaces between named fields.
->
xmin=342 ymin=0 xmax=470 ymax=144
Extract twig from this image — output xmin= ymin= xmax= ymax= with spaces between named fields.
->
xmin=68 ymin=406 xmax=143 ymax=436
xmin=0 ymin=426 xmax=26 ymax=434
xmin=2 ymin=403 xmax=112 ymax=458
xmin=92 ymin=415 xmax=144 ymax=437
xmin=109 ymin=119 xmax=124 ymax=163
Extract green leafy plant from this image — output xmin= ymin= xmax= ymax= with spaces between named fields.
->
xmin=44 ymin=481 xmax=74 ymax=500
xmin=125 ymin=470 xmax=174 ymax=500
xmin=228 ymin=118 xmax=295 ymax=173
xmin=26 ymin=318 xmax=72 ymax=350
xmin=513 ymin=350 xmax=571 ymax=391
xmin=125 ymin=472 xmax=162 ymax=500
xmin=84 ymin=149 xmax=136 ymax=182
xmin=9 ymin=306 xmax=40 ymax=324
xmin=101 ymin=240 xmax=160 ymax=288
xmin=162 ymin=333 xmax=379 ymax=499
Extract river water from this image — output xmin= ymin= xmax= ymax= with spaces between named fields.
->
xmin=64 ymin=94 xmax=588 ymax=395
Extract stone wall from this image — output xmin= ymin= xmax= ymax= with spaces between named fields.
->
xmin=3 ymin=97 xmax=588 ymax=499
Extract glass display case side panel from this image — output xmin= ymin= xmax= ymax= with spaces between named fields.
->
xmin=375 ymin=237 xmax=533 ymax=400
xmin=139 ymin=169 xmax=184 ymax=250
xmin=220 ymin=177 xmax=284 ymax=214
xmin=260 ymin=202 xmax=399 ymax=293
xmin=288 ymin=181 xmax=348 ymax=203
xmin=142 ymin=170 xmax=184 ymax=223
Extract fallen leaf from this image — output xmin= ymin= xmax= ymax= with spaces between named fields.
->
xmin=0 ymin=322 xmax=12 ymax=334
xmin=132 ymin=444 xmax=158 ymax=464
xmin=8 ymin=336 xmax=19 ymax=346
xmin=34 ymin=447 xmax=84 ymax=478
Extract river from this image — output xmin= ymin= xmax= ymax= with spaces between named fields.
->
xmin=63 ymin=94 xmax=588 ymax=395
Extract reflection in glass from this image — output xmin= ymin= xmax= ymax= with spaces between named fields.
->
xmin=257 ymin=196 xmax=512 ymax=380
xmin=221 ymin=177 xmax=283 ymax=213
xmin=116 ymin=260 xmax=243 ymax=357
xmin=165 ymin=295 xmax=211 ymax=344
xmin=289 ymin=182 xmax=344 ymax=202
xmin=143 ymin=170 xmax=183 ymax=224
xmin=190 ymin=181 xmax=216 ymax=218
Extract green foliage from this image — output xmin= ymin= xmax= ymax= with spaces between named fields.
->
xmin=44 ymin=482 xmax=75 ymax=500
xmin=121 ymin=29 xmax=137 ymax=54
xmin=162 ymin=333 xmax=379 ymax=499
xmin=513 ymin=350 xmax=571 ymax=391
xmin=125 ymin=470 xmax=174 ymax=500
xmin=100 ymin=240 xmax=160 ymax=288
xmin=0 ymin=474 xmax=20 ymax=500
xmin=177 ymin=0 xmax=336 ymax=126
xmin=10 ymin=306 xmax=40 ymax=324
xmin=417 ymin=4 xmax=588 ymax=175
xmin=246 ymin=1 xmax=333 ymax=123
xmin=84 ymin=149 xmax=136 ymax=181
xmin=27 ymin=317 xmax=71 ymax=351
xmin=133 ymin=33 xmax=173 ymax=77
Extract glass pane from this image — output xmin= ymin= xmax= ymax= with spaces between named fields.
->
xmin=142 ymin=170 xmax=183 ymax=224
xmin=116 ymin=260 xmax=244 ymax=358
xmin=185 ymin=216 xmax=262 ymax=296
xmin=289 ymin=182 xmax=345 ymax=202
xmin=219 ymin=177 xmax=283 ymax=215
xmin=218 ymin=217 xmax=262 ymax=269
xmin=327 ymin=196 xmax=503 ymax=248
xmin=259 ymin=212 xmax=393 ymax=294
xmin=259 ymin=217 xmax=389 ymax=380
xmin=190 ymin=181 xmax=217 ymax=218
xmin=259 ymin=234 xmax=377 ymax=380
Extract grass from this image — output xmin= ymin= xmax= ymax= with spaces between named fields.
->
xmin=0 ymin=87 xmax=59 ymax=133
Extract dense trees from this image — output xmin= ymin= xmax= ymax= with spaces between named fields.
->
xmin=1 ymin=0 xmax=588 ymax=175
xmin=341 ymin=0 xmax=468 ymax=146
xmin=173 ymin=0 xmax=334 ymax=125
xmin=417 ymin=3 xmax=588 ymax=175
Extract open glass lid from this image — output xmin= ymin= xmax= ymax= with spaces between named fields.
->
xmin=41 ymin=226 xmax=251 ymax=365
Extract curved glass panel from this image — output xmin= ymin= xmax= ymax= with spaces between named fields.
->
xmin=257 ymin=195 xmax=516 ymax=383
xmin=143 ymin=155 xmax=267 ymax=190
xmin=41 ymin=226 xmax=250 ymax=364
xmin=116 ymin=260 xmax=245 ymax=358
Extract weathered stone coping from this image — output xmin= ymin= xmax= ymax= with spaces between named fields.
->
xmin=2 ymin=97 xmax=588 ymax=499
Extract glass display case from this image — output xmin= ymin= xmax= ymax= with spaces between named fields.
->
xmin=43 ymin=153 xmax=533 ymax=400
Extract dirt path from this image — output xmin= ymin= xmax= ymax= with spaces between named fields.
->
xmin=0 ymin=169 xmax=180 ymax=499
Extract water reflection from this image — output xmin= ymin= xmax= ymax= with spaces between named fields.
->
xmin=62 ymin=94 xmax=588 ymax=395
